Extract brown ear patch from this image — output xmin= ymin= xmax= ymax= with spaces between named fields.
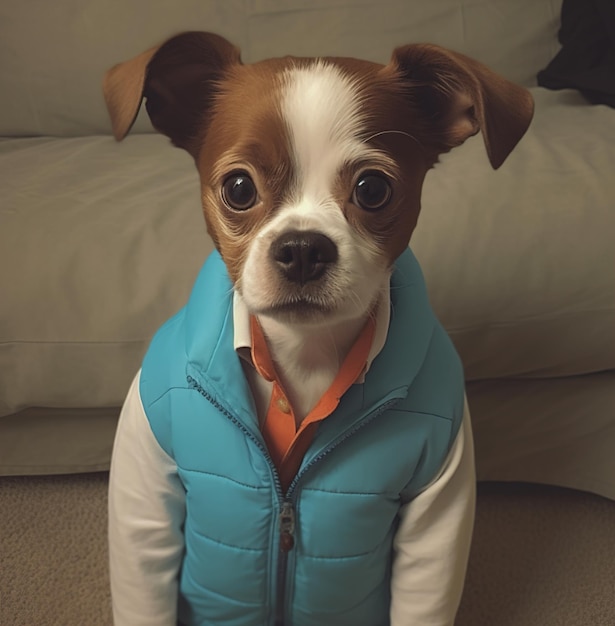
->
xmin=102 ymin=32 xmax=241 ymax=157
xmin=103 ymin=47 xmax=157 ymax=142
xmin=388 ymin=44 xmax=534 ymax=169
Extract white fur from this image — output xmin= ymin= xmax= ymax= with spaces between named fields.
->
xmin=281 ymin=61 xmax=375 ymax=203
xmin=259 ymin=314 xmax=369 ymax=421
xmin=239 ymin=62 xmax=392 ymax=420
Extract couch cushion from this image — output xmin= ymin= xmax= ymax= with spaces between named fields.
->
xmin=468 ymin=372 xmax=615 ymax=500
xmin=0 ymin=135 xmax=211 ymax=416
xmin=414 ymin=87 xmax=615 ymax=380
xmin=0 ymin=0 xmax=562 ymax=136
xmin=248 ymin=0 xmax=562 ymax=87
xmin=1 ymin=87 xmax=614 ymax=416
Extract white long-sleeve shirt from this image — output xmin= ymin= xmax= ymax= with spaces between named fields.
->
xmin=109 ymin=292 xmax=476 ymax=626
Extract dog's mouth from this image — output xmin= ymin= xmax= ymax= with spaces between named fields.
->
xmin=258 ymin=295 xmax=336 ymax=323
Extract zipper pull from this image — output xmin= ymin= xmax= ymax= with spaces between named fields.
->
xmin=279 ymin=501 xmax=295 ymax=552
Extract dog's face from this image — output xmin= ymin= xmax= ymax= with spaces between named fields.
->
xmin=198 ymin=58 xmax=428 ymax=326
xmin=104 ymin=32 xmax=533 ymax=328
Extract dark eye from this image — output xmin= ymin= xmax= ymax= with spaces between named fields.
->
xmin=353 ymin=172 xmax=392 ymax=211
xmin=222 ymin=172 xmax=258 ymax=210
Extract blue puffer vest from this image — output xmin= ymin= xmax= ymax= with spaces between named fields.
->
xmin=139 ymin=247 xmax=465 ymax=626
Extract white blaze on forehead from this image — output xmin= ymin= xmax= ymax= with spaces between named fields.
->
xmin=281 ymin=62 xmax=373 ymax=202
xmin=239 ymin=60 xmax=392 ymax=331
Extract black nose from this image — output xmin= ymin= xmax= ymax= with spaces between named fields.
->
xmin=270 ymin=231 xmax=338 ymax=284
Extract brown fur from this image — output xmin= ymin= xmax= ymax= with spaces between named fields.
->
xmin=103 ymin=32 xmax=534 ymax=275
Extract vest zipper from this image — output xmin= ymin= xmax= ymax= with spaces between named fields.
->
xmin=188 ymin=375 xmax=401 ymax=626
xmin=275 ymin=500 xmax=295 ymax=626
xmin=187 ymin=375 xmax=289 ymax=624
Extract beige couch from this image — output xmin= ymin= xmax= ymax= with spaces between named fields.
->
xmin=2 ymin=0 xmax=614 ymax=499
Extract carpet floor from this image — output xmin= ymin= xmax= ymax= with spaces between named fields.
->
xmin=1 ymin=474 xmax=614 ymax=625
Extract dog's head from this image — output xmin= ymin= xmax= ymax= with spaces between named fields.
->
xmin=104 ymin=32 xmax=533 ymax=328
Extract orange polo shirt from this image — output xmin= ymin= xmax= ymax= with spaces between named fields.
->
xmin=250 ymin=316 xmax=376 ymax=492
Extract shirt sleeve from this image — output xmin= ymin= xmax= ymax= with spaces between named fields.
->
xmin=390 ymin=397 xmax=476 ymax=626
xmin=108 ymin=370 xmax=186 ymax=626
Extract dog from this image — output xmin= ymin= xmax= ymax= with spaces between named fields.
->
xmin=104 ymin=32 xmax=533 ymax=626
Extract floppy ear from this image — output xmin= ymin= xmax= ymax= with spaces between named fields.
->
xmin=103 ymin=31 xmax=241 ymax=157
xmin=388 ymin=44 xmax=534 ymax=169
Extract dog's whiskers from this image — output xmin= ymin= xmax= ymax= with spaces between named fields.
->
xmin=364 ymin=129 xmax=424 ymax=149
